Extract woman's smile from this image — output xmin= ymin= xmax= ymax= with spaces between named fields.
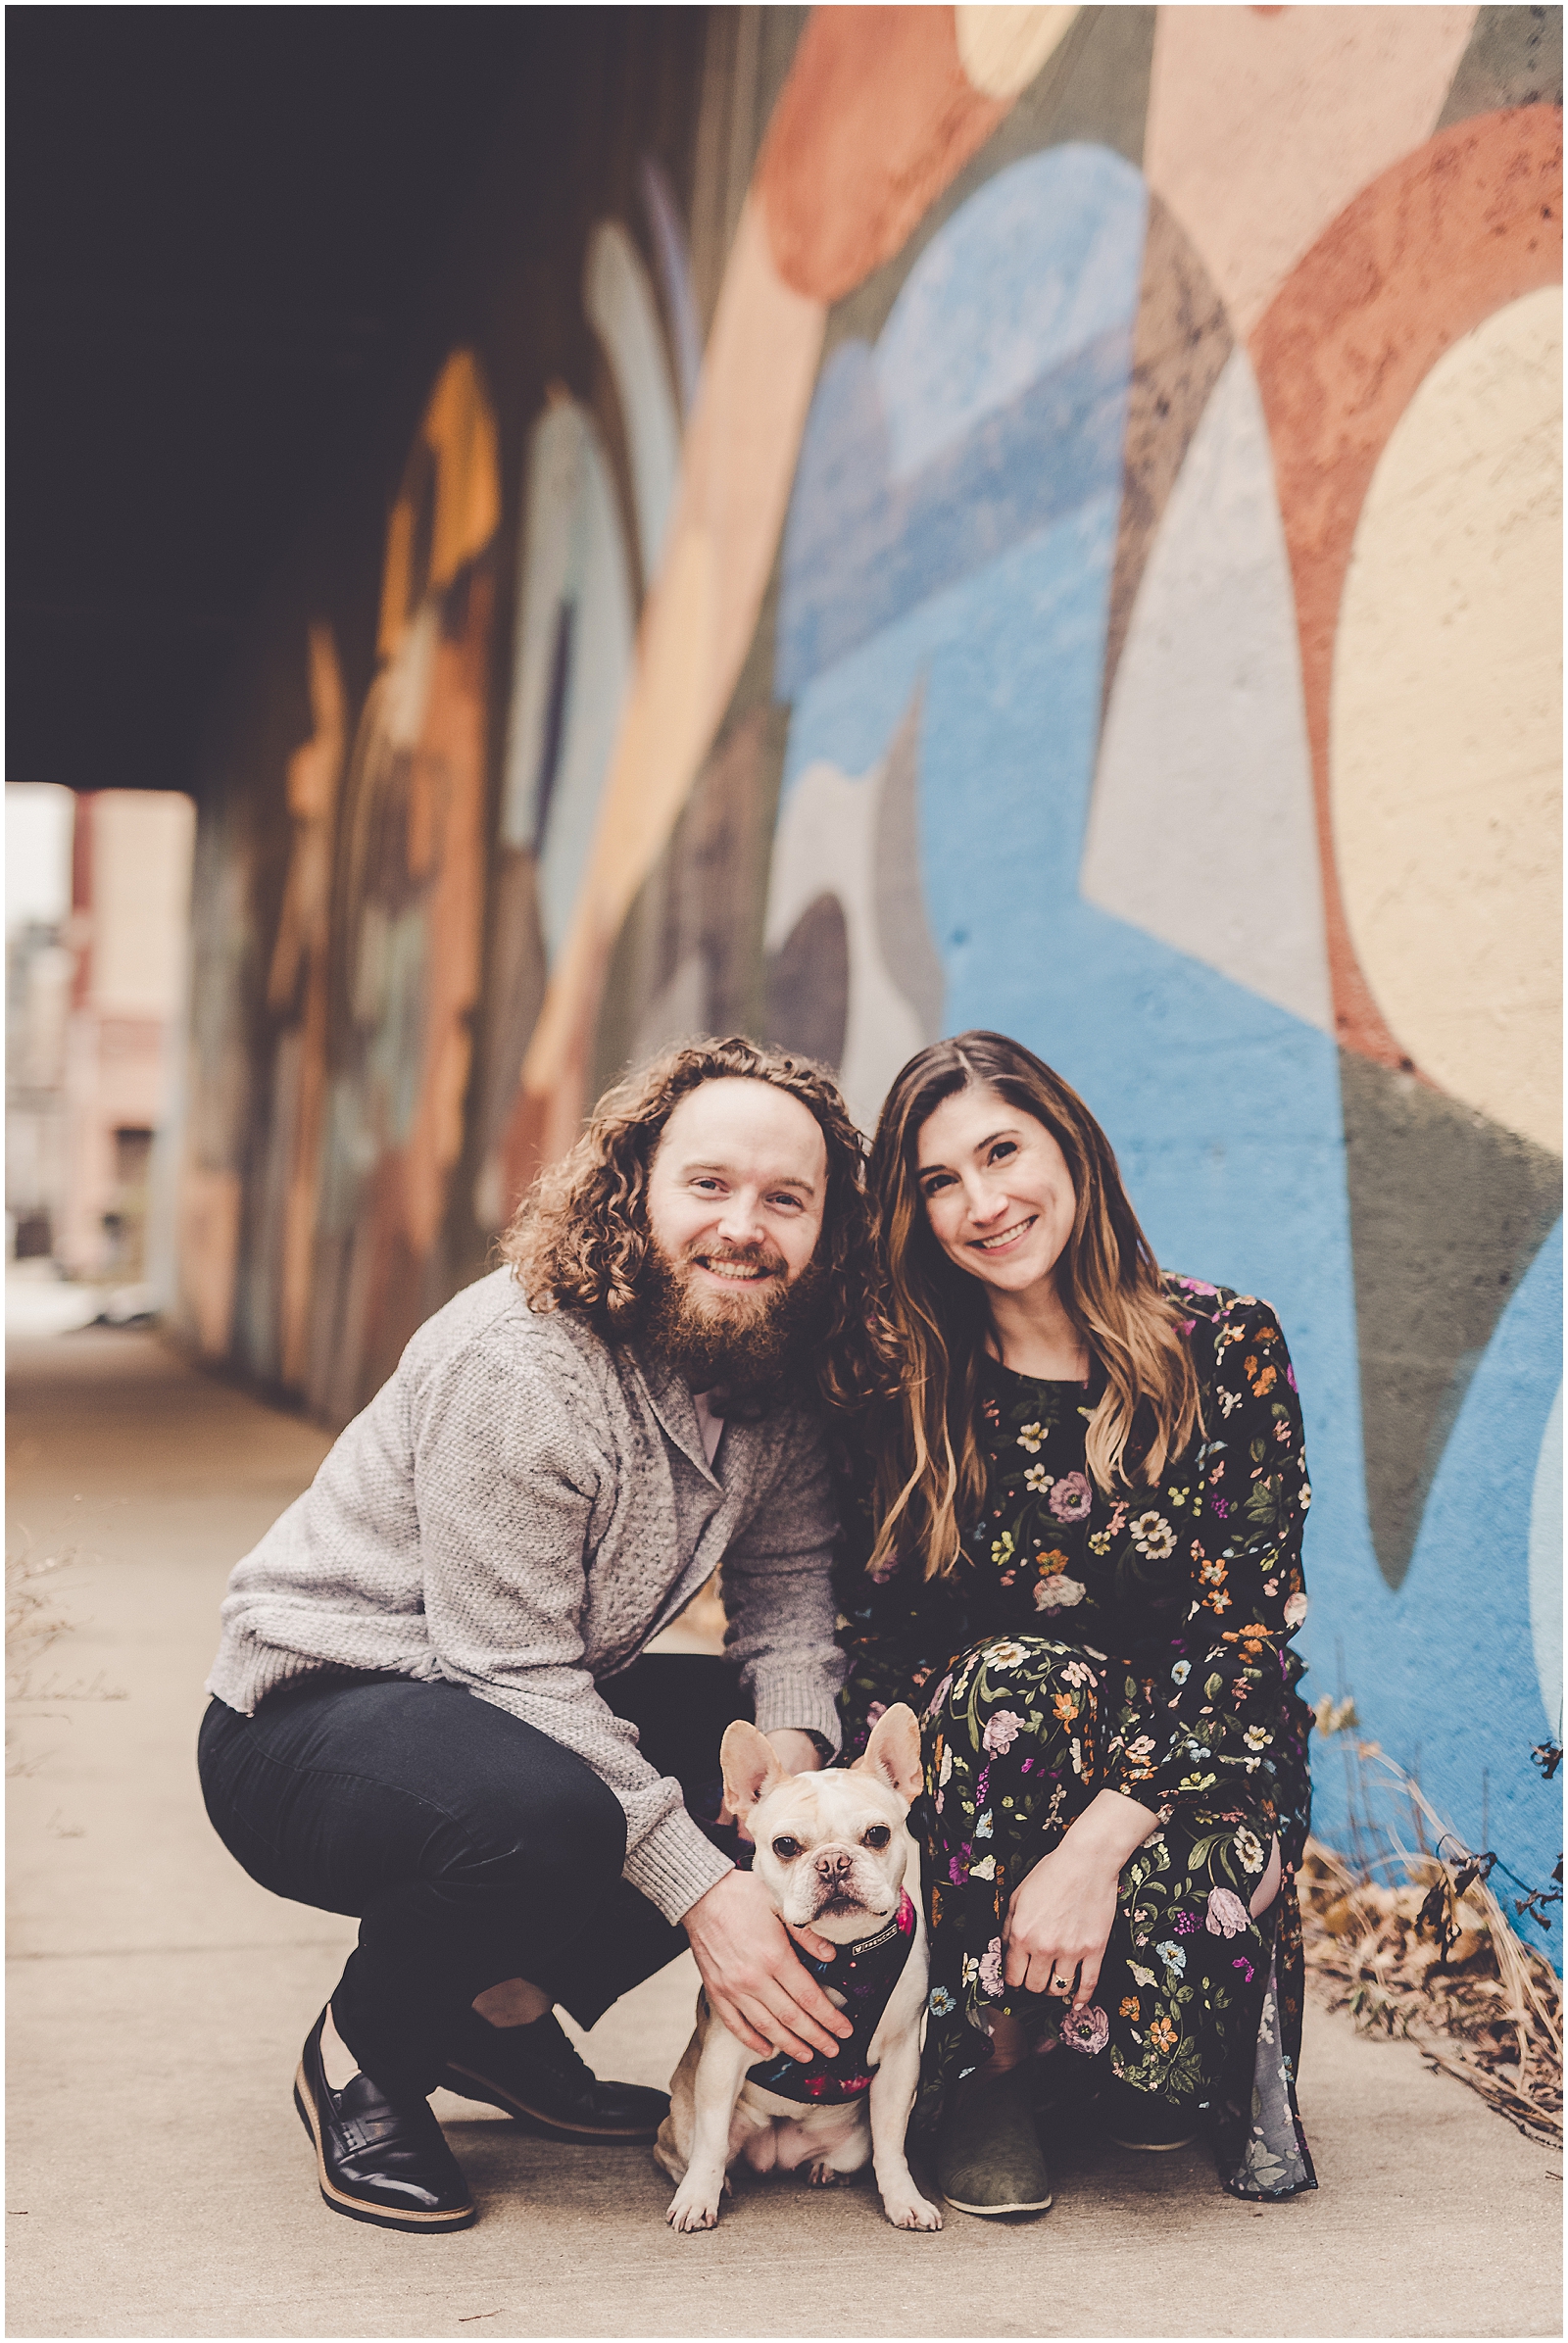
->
xmin=972 ymin=1215 xmax=1037 ymax=1255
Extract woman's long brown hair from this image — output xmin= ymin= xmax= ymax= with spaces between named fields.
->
xmin=867 ymin=1031 xmax=1200 ymax=1581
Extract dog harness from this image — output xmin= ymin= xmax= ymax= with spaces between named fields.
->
xmin=746 ymin=1890 xmax=917 ymax=2105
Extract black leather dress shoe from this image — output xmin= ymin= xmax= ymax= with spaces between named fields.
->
xmin=438 ymin=2009 xmax=670 ymax=2144
xmin=294 ymin=2010 xmax=476 ymax=2231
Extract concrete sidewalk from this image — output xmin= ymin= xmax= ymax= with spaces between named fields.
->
xmin=6 ymin=1328 xmax=1562 ymax=2340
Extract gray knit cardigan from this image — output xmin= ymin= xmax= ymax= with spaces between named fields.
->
xmin=207 ymin=1268 xmax=847 ymax=1924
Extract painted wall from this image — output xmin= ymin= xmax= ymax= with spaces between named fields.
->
xmin=178 ymin=7 xmax=1563 ymax=1952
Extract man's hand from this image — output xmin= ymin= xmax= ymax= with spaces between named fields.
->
xmin=762 ymin=1727 xmax=825 ymax=1777
xmin=683 ymin=1870 xmax=854 ymax=2060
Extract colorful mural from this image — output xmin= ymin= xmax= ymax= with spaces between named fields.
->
xmin=179 ymin=6 xmax=1562 ymax=1954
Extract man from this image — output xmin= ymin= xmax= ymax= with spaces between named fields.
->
xmin=199 ymin=1038 xmax=876 ymax=2232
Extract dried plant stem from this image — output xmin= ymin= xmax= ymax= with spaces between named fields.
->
xmin=1299 ymin=1741 xmax=1562 ymax=2152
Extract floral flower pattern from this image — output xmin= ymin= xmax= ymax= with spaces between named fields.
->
xmin=1061 ymin=2002 xmax=1110 ymax=2055
xmin=1048 ymin=1471 xmax=1093 ymax=1522
xmin=1033 ymin=1573 xmax=1086 ymax=1612
xmin=1206 ymin=1886 xmax=1251 ymax=1938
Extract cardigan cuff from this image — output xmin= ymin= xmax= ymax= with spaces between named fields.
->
xmin=624 ymin=1804 xmax=735 ymax=1926
xmin=747 ymin=1659 xmax=845 ymax=1756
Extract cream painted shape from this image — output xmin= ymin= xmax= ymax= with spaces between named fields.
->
xmin=765 ymin=755 xmax=927 ymax=1138
xmin=584 ymin=220 xmax=682 ymax=586
xmin=956 ymin=6 xmax=1079 ymax=99
xmin=1081 ymin=345 xmax=1332 ymax=1031
xmin=498 ymin=400 xmax=636 ymax=964
xmin=1332 ymin=286 xmax=1563 ymax=1155
xmin=1145 ymin=5 xmax=1476 ymax=336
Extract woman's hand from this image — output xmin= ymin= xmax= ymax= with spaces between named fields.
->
xmin=1003 ymin=1787 xmax=1160 ymax=2010
xmin=1003 ymin=1839 xmax=1118 ymax=2007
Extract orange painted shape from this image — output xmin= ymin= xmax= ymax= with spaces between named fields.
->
xmin=377 ymin=352 xmax=502 ymax=660
xmin=1250 ymin=105 xmax=1563 ymax=1069
xmin=757 ymin=6 xmax=1009 ymax=304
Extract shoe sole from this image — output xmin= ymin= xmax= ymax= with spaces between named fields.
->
xmin=437 ymin=2062 xmax=662 ymax=2145
xmin=294 ymin=2068 xmax=476 ymax=2233
xmin=943 ymin=2189 xmax=1054 ymax=2217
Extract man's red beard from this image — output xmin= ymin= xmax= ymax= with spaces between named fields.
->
xmin=640 ymin=1239 xmax=825 ymax=1401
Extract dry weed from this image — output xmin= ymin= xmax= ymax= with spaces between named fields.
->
xmin=1299 ymin=1744 xmax=1562 ymax=2150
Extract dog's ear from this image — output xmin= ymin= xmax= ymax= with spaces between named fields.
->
xmin=852 ymin=1703 xmax=924 ymax=1807
xmin=720 ymin=1720 xmax=788 ymax=1822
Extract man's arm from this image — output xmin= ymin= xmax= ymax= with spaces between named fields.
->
xmin=408 ymin=1338 xmax=852 ymax=2061
xmin=720 ymin=1403 xmax=847 ymax=1754
xmin=411 ymin=1337 xmax=735 ymax=1924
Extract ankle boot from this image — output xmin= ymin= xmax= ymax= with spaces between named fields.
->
xmin=936 ymin=2063 xmax=1054 ymax=2218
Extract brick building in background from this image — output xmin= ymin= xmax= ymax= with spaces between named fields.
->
xmin=5 ymin=789 xmax=194 ymax=1294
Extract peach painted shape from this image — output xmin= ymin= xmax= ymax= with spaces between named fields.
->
xmin=271 ymin=622 xmax=347 ymax=1391
xmin=504 ymin=10 xmax=1023 ymax=1188
xmin=757 ymin=6 xmax=1010 ymax=304
xmin=1250 ymin=105 xmax=1563 ymax=1071
xmin=1146 ymin=5 xmax=1478 ymax=336
xmin=402 ymin=571 xmax=493 ymax=1260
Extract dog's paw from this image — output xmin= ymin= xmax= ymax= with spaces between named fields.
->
xmin=665 ymin=2183 xmax=722 ymax=2232
xmin=806 ymin=2161 xmax=841 ymax=2188
xmin=881 ymin=2190 xmax=944 ymax=2231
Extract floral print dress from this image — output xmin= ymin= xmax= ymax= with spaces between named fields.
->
xmin=835 ymin=1280 xmax=1317 ymax=2200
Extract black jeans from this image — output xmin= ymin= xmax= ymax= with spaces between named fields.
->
xmin=197 ymin=1656 xmax=751 ymax=2101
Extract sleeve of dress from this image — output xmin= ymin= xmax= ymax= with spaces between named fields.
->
xmin=1103 ymin=1295 xmax=1311 ymax=1814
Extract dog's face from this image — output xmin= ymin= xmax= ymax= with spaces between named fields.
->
xmin=719 ymin=1706 xmax=924 ymax=1944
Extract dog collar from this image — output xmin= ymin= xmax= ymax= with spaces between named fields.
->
xmin=828 ymin=1890 xmax=914 ymax=1962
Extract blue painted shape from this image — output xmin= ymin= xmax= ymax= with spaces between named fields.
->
xmin=771 ymin=131 xmax=1563 ymax=1965
xmin=1309 ymin=1227 xmax=1564 ymax=1962
xmin=779 ymin=330 xmax=1139 ymax=699
xmin=1530 ymin=1386 xmax=1563 ymax=1738
xmin=777 ymin=144 xmax=1147 ymax=703
xmin=874 ymin=141 xmax=1149 ymax=479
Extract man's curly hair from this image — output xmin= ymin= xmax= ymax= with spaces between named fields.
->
xmin=500 ymin=1037 xmax=878 ymax=1413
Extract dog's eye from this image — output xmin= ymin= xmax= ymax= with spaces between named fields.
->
xmin=862 ymin=1825 xmax=892 ymax=1849
xmin=771 ymin=1835 xmax=802 ymax=1860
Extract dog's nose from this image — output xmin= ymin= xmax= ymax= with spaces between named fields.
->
xmin=815 ymin=1849 xmax=853 ymax=1880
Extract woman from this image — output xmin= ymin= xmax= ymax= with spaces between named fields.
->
xmin=837 ymin=1033 xmax=1315 ymax=2215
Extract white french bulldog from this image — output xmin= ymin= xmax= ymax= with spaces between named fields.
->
xmin=656 ymin=1703 xmax=942 ymax=2233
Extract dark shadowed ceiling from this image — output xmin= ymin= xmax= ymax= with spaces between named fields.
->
xmin=7 ymin=5 xmax=551 ymax=798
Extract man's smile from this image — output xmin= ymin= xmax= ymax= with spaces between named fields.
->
xmin=690 ymin=1252 xmax=781 ymax=1286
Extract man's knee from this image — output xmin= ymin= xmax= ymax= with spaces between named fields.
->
xmin=448 ymin=1722 xmax=626 ymax=1892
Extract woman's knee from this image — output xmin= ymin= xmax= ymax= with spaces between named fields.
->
xmin=931 ymin=1635 xmax=1102 ymax=1739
